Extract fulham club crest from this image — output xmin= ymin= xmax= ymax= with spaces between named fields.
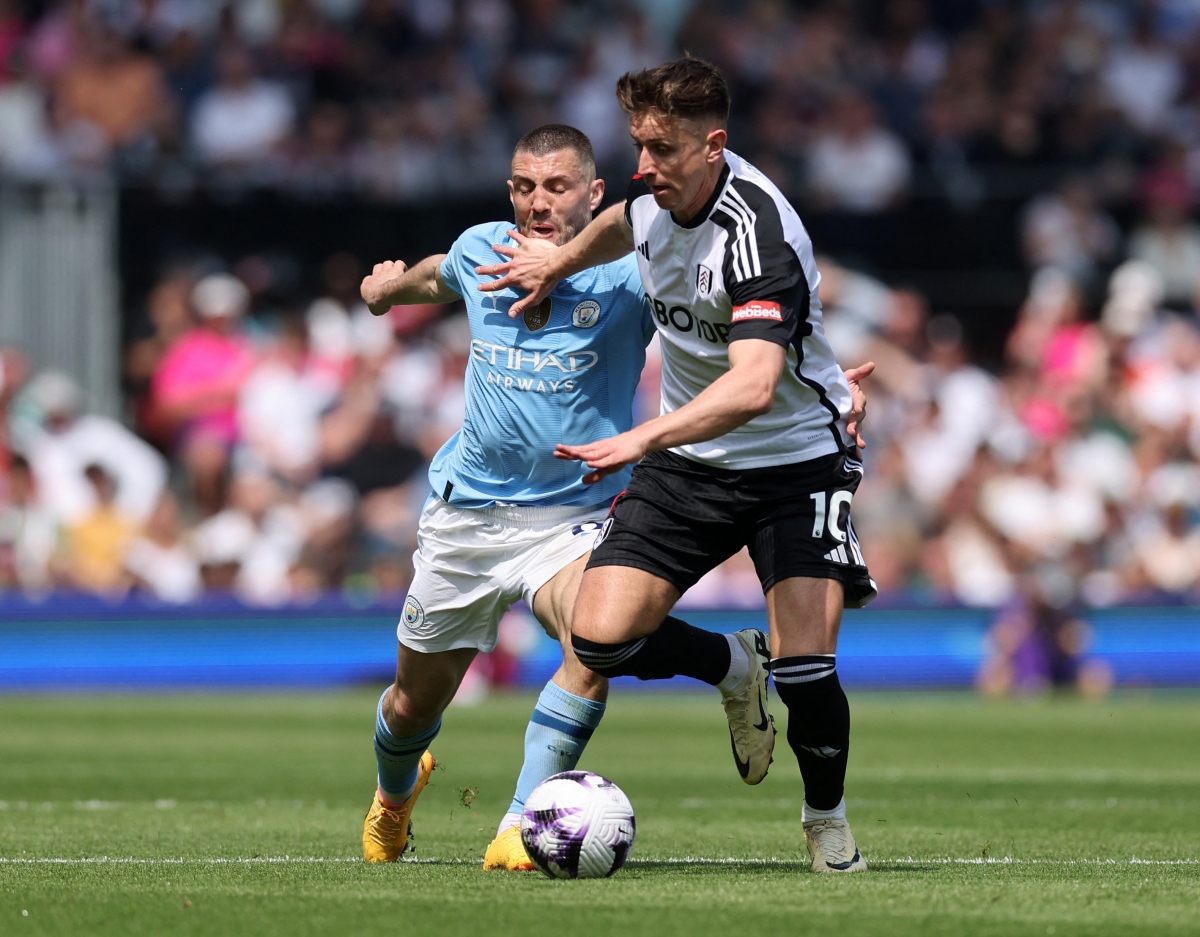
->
xmin=696 ymin=264 xmax=713 ymax=296
xmin=523 ymin=296 xmax=552 ymax=331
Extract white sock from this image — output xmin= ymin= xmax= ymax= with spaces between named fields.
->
xmin=497 ymin=812 xmax=522 ymax=837
xmin=717 ymin=634 xmax=752 ymax=694
xmin=802 ymin=797 xmax=846 ymax=823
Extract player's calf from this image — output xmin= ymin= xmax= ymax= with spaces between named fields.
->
xmin=571 ymin=615 xmax=733 ymax=683
xmin=573 ymin=619 xmax=776 ymax=783
xmin=489 ymin=678 xmax=606 ymax=851
xmin=364 ymin=686 xmax=441 ymax=862
xmin=772 ymin=653 xmax=866 ymax=871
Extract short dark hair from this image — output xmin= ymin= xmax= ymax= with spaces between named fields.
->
xmin=615 ymin=57 xmax=730 ymax=124
xmin=513 ymin=124 xmax=596 ymax=177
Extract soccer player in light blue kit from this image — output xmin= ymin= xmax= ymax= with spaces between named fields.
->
xmin=356 ymin=125 xmax=784 ymax=867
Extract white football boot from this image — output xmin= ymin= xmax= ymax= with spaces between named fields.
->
xmin=803 ymin=816 xmax=867 ymax=873
xmin=721 ymin=629 xmax=776 ymax=785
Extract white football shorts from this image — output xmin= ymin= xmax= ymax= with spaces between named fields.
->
xmin=397 ymin=497 xmax=609 ymax=654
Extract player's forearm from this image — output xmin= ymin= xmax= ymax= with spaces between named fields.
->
xmin=550 ymin=204 xmax=634 ymax=279
xmin=634 ymin=365 xmax=777 ymax=454
xmin=365 ymin=254 xmax=456 ymax=311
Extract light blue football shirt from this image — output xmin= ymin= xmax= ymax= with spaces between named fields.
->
xmin=429 ymin=221 xmax=653 ymax=508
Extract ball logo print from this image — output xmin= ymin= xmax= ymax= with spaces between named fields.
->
xmin=520 ymin=771 xmax=636 ymax=878
xmin=402 ymin=596 xmax=424 ymax=629
xmin=572 ymin=300 xmax=601 ymax=329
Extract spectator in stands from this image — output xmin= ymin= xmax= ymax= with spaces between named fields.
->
xmin=351 ymin=101 xmax=439 ymax=202
xmin=0 ymin=454 xmax=56 ymax=593
xmin=285 ymin=100 xmax=353 ymax=200
xmin=54 ymin=462 xmax=136 ymax=595
xmin=191 ymin=44 xmax=295 ymax=171
xmin=124 ymin=267 xmax=197 ymax=447
xmin=0 ymin=52 xmax=55 ymax=176
xmin=18 ymin=370 xmax=167 ymax=528
xmin=150 ymin=273 xmax=256 ymax=515
xmin=1021 ymin=176 xmax=1120 ymax=287
xmin=53 ymin=20 xmax=172 ymax=163
xmin=1127 ymin=153 xmax=1200 ymax=308
xmin=190 ymin=464 xmax=304 ymax=606
xmin=238 ymin=312 xmax=335 ymax=484
xmin=124 ymin=491 xmax=201 ymax=604
xmin=0 ymin=346 xmax=28 ymax=463
xmin=806 ymin=88 xmax=911 ymax=213
xmin=1100 ymin=12 xmax=1183 ymax=136
xmin=901 ymin=315 xmax=1000 ymax=509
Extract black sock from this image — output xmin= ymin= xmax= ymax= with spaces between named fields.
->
xmin=771 ymin=655 xmax=849 ymax=811
xmin=572 ymin=616 xmax=731 ymax=685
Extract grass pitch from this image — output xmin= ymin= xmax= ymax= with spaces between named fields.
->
xmin=0 ymin=690 xmax=1198 ymax=937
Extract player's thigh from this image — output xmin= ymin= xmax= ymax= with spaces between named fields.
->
xmin=765 ymin=576 xmax=845 ymax=658
xmin=531 ymin=552 xmax=589 ymax=643
xmin=571 ymin=564 xmax=680 ymax=643
xmin=388 ymin=643 xmax=478 ymax=732
xmin=522 ymin=510 xmax=609 ymax=641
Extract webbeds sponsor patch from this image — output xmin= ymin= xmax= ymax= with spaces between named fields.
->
xmin=731 ymin=301 xmax=783 ymax=322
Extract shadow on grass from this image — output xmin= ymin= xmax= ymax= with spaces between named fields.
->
xmin=396 ymin=857 xmax=941 ymax=875
xmin=624 ymin=859 xmax=808 ymax=874
xmin=626 ymin=860 xmax=940 ymax=875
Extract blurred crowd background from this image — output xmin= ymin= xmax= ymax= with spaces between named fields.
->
xmin=3 ymin=0 xmax=1200 ymax=692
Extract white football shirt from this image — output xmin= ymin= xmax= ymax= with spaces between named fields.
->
xmin=625 ymin=149 xmax=853 ymax=469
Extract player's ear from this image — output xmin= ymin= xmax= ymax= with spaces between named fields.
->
xmin=705 ymin=127 xmax=727 ymax=162
xmin=589 ymin=177 xmax=605 ymax=212
xmin=506 ymin=179 xmax=516 ymax=205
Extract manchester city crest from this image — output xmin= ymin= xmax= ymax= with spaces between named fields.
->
xmin=572 ymin=299 xmax=601 ymax=328
xmin=524 ymin=296 xmax=552 ymax=331
xmin=402 ymin=596 xmax=425 ymax=628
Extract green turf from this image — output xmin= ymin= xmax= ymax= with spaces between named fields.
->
xmin=1 ymin=690 xmax=1198 ymax=936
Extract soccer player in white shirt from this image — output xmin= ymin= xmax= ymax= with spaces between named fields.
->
xmin=481 ymin=59 xmax=877 ymax=873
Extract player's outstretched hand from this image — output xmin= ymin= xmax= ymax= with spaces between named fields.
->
xmin=555 ymin=431 xmax=648 ymax=485
xmin=361 ymin=260 xmax=407 ymax=316
xmin=475 ymin=230 xmax=561 ymax=319
xmin=843 ymin=360 xmax=875 ymax=450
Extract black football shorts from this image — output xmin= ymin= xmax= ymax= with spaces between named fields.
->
xmin=587 ymin=449 xmax=877 ymax=608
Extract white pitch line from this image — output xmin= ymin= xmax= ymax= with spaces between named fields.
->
xmin=0 ymin=856 xmax=1196 ymax=867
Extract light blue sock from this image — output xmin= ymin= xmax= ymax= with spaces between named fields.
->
xmin=374 ymin=688 xmax=440 ymax=804
xmin=500 ymin=681 xmax=605 ymax=832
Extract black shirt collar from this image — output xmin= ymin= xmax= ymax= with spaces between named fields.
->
xmin=672 ymin=161 xmax=731 ymax=229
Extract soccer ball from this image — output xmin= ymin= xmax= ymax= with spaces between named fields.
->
xmin=520 ymin=771 xmax=636 ymax=879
